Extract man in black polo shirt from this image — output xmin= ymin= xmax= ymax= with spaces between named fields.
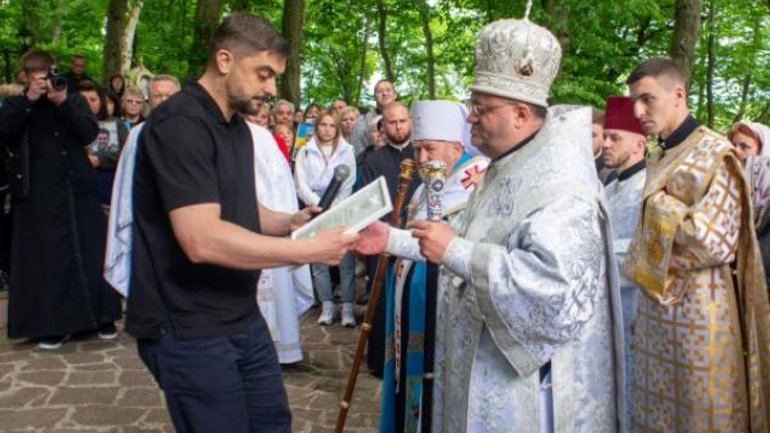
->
xmin=127 ymin=14 xmax=357 ymax=433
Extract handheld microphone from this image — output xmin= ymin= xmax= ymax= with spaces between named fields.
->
xmin=316 ymin=164 xmax=351 ymax=213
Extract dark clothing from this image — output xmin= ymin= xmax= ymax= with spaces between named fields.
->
xmin=0 ymin=93 xmax=120 ymax=339
xmin=60 ymin=70 xmax=93 ymax=94
xmin=121 ymin=116 xmax=145 ymax=131
xmin=617 ymin=159 xmax=647 ymax=183
xmin=659 ymin=115 xmax=699 ymax=150
xmin=91 ymin=118 xmax=129 ymax=206
xmin=358 ymin=143 xmax=420 ymax=220
xmin=357 ymin=142 xmax=419 ymax=376
xmin=137 ymin=319 xmax=291 ymax=433
xmin=127 ymin=79 xmax=262 ymax=341
xmin=127 ymin=79 xmax=286 ymax=433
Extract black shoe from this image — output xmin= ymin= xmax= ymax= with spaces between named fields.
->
xmin=97 ymin=323 xmax=118 ymax=340
xmin=38 ymin=335 xmax=70 ymax=350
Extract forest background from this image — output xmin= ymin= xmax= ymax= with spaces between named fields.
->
xmin=0 ymin=0 xmax=768 ymax=131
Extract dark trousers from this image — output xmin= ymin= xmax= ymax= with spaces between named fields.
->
xmin=137 ymin=319 xmax=291 ymax=433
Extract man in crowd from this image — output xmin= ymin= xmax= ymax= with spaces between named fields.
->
xmin=592 ymin=107 xmax=615 ymax=183
xmin=148 ymin=74 xmax=181 ymax=110
xmin=600 ymin=95 xmax=647 ymax=418
xmin=60 ymin=54 xmax=93 ymax=93
xmin=405 ymin=18 xmax=625 ymax=432
xmin=350 ymin=79 xmax=397 ymax=157
xmin=120 ymin=86 xmax=145 ymax=129
xmin=358 ymin=100 xmax=420 ymax=377
xmin=126 ymin=14 xmax=357 ymax=432
xmin=274 ymin=99 xmax=294 ymax=127
xmin=0 ymin=50 xmax=121 ymax=349
xmin=356 ymin=100 xmax=489 ymax=432
xmin=624 ymin=57 xmax=770 ymax=432
xmin=330 ymin=98 xmax=347 ymax=115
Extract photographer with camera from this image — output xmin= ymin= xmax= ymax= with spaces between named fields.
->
xmin=0 ymin=50 xmax=121 ymax=349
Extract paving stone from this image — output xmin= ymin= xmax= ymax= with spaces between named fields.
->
xmin=70 ymin=405 xmax=146 ymax=426
xmin=65 ymin=371 xmax=118 ymax=386
xmin=117 ymin=388 xmax=163 ymax=407
xmin=0 ymin=386 xmax=50 ymax=407
xmin=0 ymin=408 xmax=68 ymax=429
xmin=73 ymin=362 xmax=116 ymax=371
xmin=16 ymin=371 xmax=66 ymax=386
xmin=141 ymin=408 xmax=173 ymax=424
xmin=119 ymin=427 xmax=166 ymax=433
xmin=21 ymin=357 xmax=68 ymax=371
xmin=79 ymin=341 xmax=119 ymax=353
xmin=48 ymin=386 xmax=120 ymax=405
xmin=308 ymin=349 xmax=342 ymax=370
xmin=119 ymin=371 xmax=156 ymax=387
xmin=112 ymin=356 xmax=145 ymax=370
xmin=62 ymin=352 xmax=105 ymax=365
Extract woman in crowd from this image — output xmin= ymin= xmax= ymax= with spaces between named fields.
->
xmin=728 ymin=121 xmax=770 ymax=290
xmin=78 ymin=80 xmax=129 ymax=208
xmin=304 ymin=102 xmax=320 ymax=123
xmin=294 ymin=111 xmax=357 ymax=327
xmin=107 ymin=74 xmax=125 ymax=117
xmin=340 ymin=106 xmax=360 ymax=144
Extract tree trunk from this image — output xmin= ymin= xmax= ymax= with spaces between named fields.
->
xmin=188 ymin=0 xmax=223 ymax=77
xmin=102 ymin=0 xmax=144 ymax=83
xmin=279 ymin=0 xmax=304 ymax=106
xmin=377 ymin=0 xmax=395 ymax=83
xmin=417 ymin=0 xmax=435 ymax=98
xmin=354 ymin=15 xmax=371 ymax=107
xmin=705 ymin=0 xmax=715 ymax=127
xmin=669 ymin=0 xmax=702 ymax=84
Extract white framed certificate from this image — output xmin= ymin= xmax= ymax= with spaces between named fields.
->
xmin=291 ymin=176 xmax=393 ymax=240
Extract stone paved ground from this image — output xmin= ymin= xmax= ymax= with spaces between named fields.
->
xmin=0 ymin=307 xmax=381 ymax=433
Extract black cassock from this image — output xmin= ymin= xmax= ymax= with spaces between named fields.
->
xmin=0 ymin=94 xmax=121 ymax=339
xmin=357 ymin=143 xmax=419 ymax=376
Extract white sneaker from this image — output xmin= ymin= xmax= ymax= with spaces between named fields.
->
xmin=317 ymin=301 xmax=335 ymax=325
xmin=341 ymin=303 xmax=356 ymax=327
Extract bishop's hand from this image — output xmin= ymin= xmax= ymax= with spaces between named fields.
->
xmin=408 ymin=220 xmax=456 ymax=264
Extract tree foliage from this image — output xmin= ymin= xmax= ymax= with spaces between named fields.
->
xmin=0 ymin=0 xmax=767 ymax=131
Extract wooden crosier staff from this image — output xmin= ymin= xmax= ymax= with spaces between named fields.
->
xmin=335 ymin=159 xmax=416 ymax=433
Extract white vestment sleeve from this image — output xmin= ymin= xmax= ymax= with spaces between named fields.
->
xmin=441 ymin=196 xmax=604 ymax=377
xmin=385 ymin=227 xmax=424 ymax=262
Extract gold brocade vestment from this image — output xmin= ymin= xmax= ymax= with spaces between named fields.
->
xmin=624 ymin=126 xmax=770 ymax=432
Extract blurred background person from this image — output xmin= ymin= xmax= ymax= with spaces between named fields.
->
xmin=294 ymin=108 xmax=304 ymax=125
xmin=120 ymin=86 xmax=145 ymax=129
xmin=304 ymin=102 xmax=320 ymax=123
xmin=330 ymin=99 xmax=347 ymax=116
xmin=147 ymin=74 xmax=181 ymax=111
xmin=294 ymin=111 xmax=357 ymax=327
xmin=340 ymin=106 xmax=360 ymax=144
xmin=78 ymin=80 xmax=129 ymax=209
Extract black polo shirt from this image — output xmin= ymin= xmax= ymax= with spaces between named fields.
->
xmin=126 ymin=80 xmax=261 ymax=340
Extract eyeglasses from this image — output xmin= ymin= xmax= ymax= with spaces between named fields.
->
xmin=467 ymin=102 xmax=513 ymax=117
xmin=124 ymin=99 xmax=143 ymax=105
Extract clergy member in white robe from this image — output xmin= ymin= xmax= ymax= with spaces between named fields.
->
xmin=248 ymin=122 xmax=314 ymax=364
xmin=404 ymin=17 xmax=626 ymax=433
xmin=600 ymin=95 xmax=647 ymax=420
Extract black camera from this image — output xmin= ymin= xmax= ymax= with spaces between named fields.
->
xmin=47 ymin=73 xmax=67 ymax=91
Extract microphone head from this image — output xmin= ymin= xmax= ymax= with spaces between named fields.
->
xmin=334 ymin=164 xmax=351 ymax=181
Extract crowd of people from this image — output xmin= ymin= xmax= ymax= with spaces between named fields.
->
xmin=1 ymin=9 xmax=770 ymax=433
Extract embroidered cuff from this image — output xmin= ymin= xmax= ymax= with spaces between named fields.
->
xmin=442 ymin=237 xmax=474 ymax=282
xmin=385 ymin=227 xmax=423 ymax=262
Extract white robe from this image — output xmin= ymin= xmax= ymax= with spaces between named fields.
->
xmin=433 ymin=106 xmax=626 ymax=433
xmin=604 ymin=165 xmax=646 ymax=421
xmin=249 ymin=123 xmax=314 ymax=364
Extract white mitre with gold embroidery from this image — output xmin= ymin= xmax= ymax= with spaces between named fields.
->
xmin=471 ymin=14 xmax=562 ymax=108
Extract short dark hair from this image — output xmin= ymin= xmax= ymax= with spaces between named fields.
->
xmin=527 ymin=102 xmax=547 ymax=120
xmin=21 ymin=50 xmax=55 ymax=74
xmin=209 ymin=14 xmax=289 ymax=62
xmin=77 ymin=80 xmax=109 ymax=120
xmin=626 ymin=57 xmax=686 ymax=87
